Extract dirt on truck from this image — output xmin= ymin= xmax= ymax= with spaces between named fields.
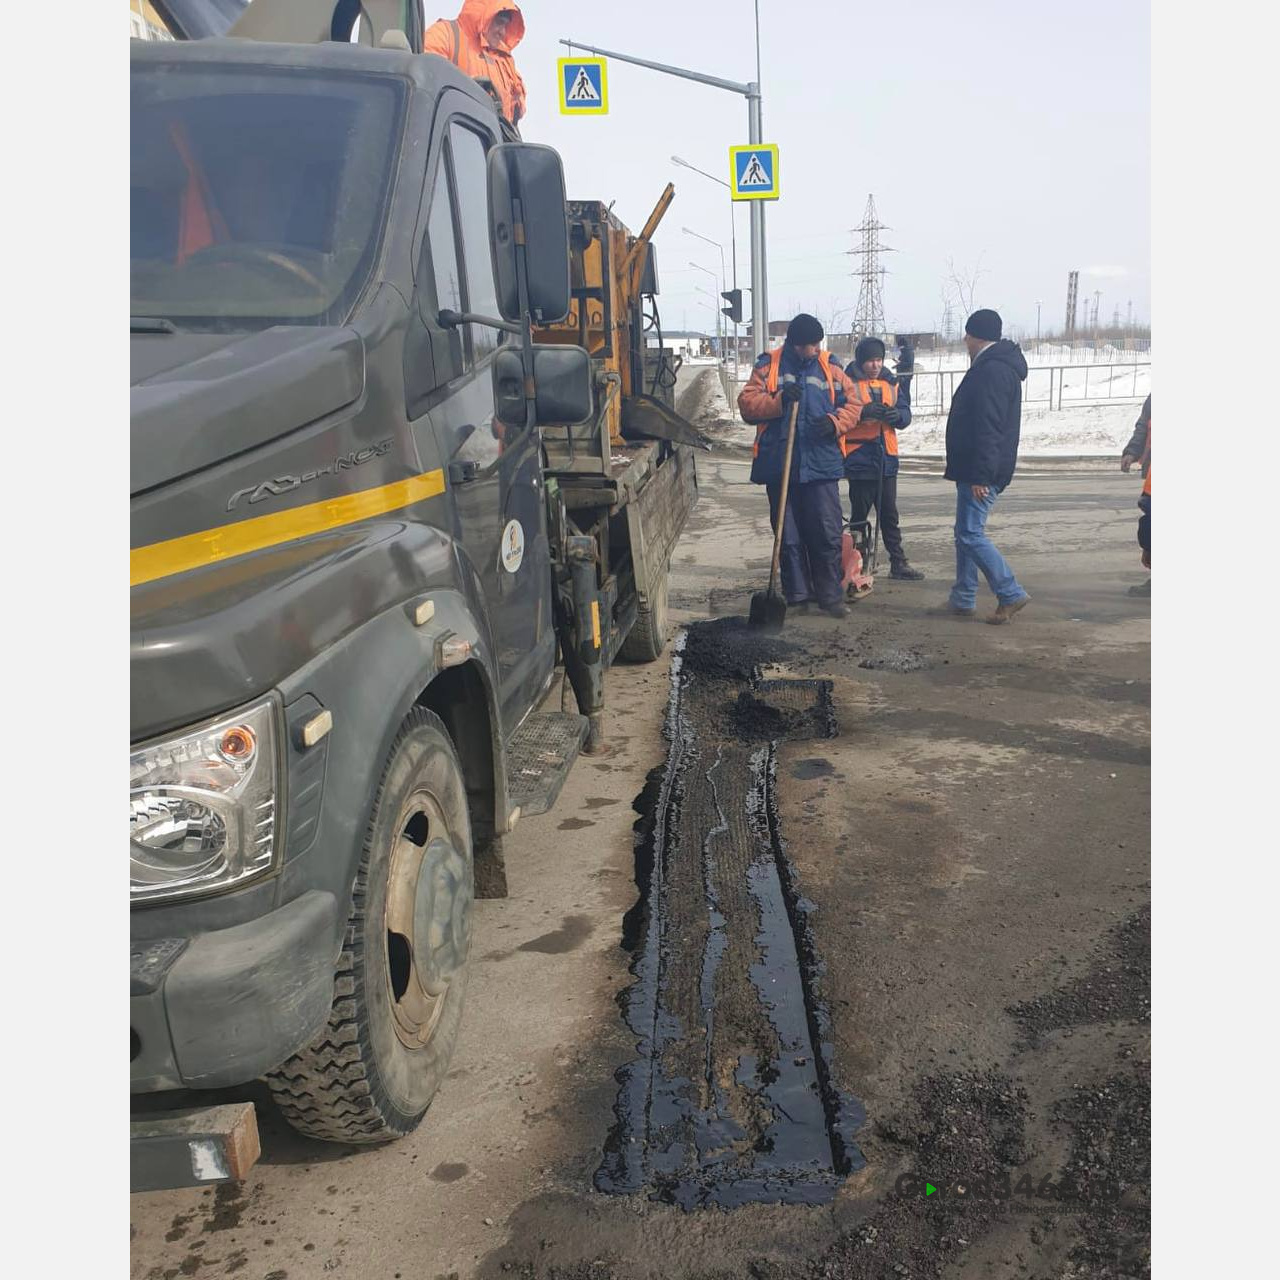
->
xmin=129 ymin=0 xmax=699 ymax=1189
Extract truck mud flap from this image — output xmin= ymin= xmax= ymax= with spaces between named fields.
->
xmin=625 ymin=443 xmax=698 ymax=602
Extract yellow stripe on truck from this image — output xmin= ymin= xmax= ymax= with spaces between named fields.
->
xmin=130 ymin=468 xmax=447 ymax=587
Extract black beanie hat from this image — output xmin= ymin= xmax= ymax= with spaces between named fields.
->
xmin=786 ymin=313 xmax=825 ymax=347
xmin=854 ymin=337 xmax=886 ymax=366
xmin=965 ymin=309 xmax=1002 ymax=341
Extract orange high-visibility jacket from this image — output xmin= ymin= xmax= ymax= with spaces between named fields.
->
xmin=738 ymin=346 xmax=856 ymax=447
xmin=839 ymin=377 xmax=900 ymax=460
xmin=738 ymin=347 xmax=862 ymax=486
xmin=424 ymin=1 xmax=527 ymax=126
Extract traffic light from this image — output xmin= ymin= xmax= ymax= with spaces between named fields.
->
xmin=721 ymin=288 xmax=743 ymax=324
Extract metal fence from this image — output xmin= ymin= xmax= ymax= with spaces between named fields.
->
xmin=718 ymin=365 xmax=736 ymax=419
xmin=908 ymin=362 xmax=1150 ymax=415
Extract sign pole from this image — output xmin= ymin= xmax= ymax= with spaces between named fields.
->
xmin=751 ymin=0 xmax=768 ymax=358
xmin=561 ymin=37 xmax=771 ymax=358
xmin=748 ymin=87 xmax=768 ymax=357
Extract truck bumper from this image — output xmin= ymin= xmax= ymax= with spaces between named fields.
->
xmin=131 ymin=890 xmax=338 ymax=1092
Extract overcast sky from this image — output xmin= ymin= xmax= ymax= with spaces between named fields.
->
xmin=513 ymin=0 xmax=1150 ymax=339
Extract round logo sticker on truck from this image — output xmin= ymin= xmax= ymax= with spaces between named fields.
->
xmin=501 ymin=520 xmax=525 ymax=574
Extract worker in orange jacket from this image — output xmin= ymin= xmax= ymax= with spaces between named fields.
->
xmin=842 ymin=337 xmax=924 ymax=579
xmin=424 ymin=1 xmax=527 ymax=127
xmin=738 ymin=314 xmax=863 ymax=618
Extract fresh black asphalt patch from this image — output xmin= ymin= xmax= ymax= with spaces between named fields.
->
xmin=598 ymin=619 xmax=864 ymax=1209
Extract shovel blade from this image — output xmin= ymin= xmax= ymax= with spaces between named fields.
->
xmin=749 ymin=589 xmax=787 ymax=631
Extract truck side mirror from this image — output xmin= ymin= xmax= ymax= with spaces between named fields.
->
xmin=492 ymin=346 xmax=593 ymax=427
xmin=488 ymin=144 xmax=571 ymax=325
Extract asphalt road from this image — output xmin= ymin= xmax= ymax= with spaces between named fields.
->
xmin=131 ymin=388 xmax=1150 ymax=1280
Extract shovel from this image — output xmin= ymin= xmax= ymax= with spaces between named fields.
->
xmin=749 ymin=399 xmax=802 ymax=631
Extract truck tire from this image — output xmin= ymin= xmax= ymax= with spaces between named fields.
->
xmin=618 ymin=570 xmax=669 ymax=663
xmin=266 ymin=707 xmax=473 ymax=1144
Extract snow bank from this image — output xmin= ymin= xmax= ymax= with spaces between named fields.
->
xmin=899 ymin=402 xmax=1140 ymax=458
xmin=723 ymin=346 xmax=1151 ymax=457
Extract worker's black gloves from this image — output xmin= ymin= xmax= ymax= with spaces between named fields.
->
xmin=780 ymin=382 xmax=803 ymax=407
xmin=861 ymin=402 xmax=903 ymax=427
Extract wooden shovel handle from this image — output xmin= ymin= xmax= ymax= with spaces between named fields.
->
xmin=768 ymin=400 xmax=802 ymax=594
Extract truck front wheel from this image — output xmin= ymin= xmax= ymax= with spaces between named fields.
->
xmin=266 ymin=708 xmax=473 ymax=1144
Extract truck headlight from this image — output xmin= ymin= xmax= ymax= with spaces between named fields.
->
xmin=130 ymin=699 xmax=281 ymax=903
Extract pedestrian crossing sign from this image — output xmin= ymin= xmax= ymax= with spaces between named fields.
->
xmin=558 ymin=57 xmax=608 ymax=115
xmin=729 ymin=144 xmax=781 ymax=201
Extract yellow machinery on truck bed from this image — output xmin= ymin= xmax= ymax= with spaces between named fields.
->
xmin=534 ymin=184 xmax=707 ymax=471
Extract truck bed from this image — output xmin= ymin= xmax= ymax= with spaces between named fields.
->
xmin=557 ymin=439 xmax=669 ymax=512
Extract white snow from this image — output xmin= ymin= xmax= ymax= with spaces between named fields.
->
xmin=721 ymin=345 xmax=1151 ymax=457
xmin=900 ymin=402 xmax=1141 ymax=458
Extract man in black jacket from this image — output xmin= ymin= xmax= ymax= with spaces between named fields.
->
xmin=937 ymin=309 xmax=1031 ymax=624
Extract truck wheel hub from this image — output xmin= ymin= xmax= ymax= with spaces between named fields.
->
xmin=384 ymin=789 xmax=472 ymax=1049
xmin=413 ymin=836 xmax=472 ymax=997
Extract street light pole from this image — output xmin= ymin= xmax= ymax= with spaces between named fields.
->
xmin=689 ymin=261 xmax=722 ymax=364
xmin=694 ymin=285 xmax=719 ymax=357
xmin=562 ymin=35 xmax=770 ymax=357
xmin=673 ymin=159 xmax=741 ymax=379
xmin=684 ymin=226 xmax=737 ymax=394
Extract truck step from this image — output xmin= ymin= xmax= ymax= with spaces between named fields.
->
xmin=506 ymin=712 xmax=590 ymax=817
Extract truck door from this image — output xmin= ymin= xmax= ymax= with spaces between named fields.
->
xmin=411 ymin=110 xmax=555 ymax=736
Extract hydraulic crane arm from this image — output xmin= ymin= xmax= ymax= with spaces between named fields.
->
xmin=622 ymin=182 xmax=675 ymax=301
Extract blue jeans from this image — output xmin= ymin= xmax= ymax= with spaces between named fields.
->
xmin=948 ymin=483 xmax=1027 ymax=610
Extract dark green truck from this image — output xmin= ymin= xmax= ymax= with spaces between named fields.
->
xmin=130 ymin=0 xmax=696 ymax=1190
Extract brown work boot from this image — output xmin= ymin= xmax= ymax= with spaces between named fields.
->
xmin=928 ymin=600 xmax=976 ymax=617
xmin=987 ymin=595 xmax=1031 ymax=625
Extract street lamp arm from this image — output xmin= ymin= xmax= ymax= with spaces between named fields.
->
xmin=673 ymin=157 xmax=731 ymax=189
xmin=684 ymin=226 xmax=722 ymax=250
xmin=561 ymin=38 xmax=756 ymax=97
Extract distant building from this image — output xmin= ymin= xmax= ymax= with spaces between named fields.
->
xmin=825 ymin=331 xmax=856 ymax=360
xmin=647 ymin=331 xmax=711 ymax=361
xmin=130 ymin=2 xmax=175 ymax=41
xmin=743 ymin=320 xmax=792 ymax=352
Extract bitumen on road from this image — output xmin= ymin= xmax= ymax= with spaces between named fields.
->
xmin=130 ymin=376 xmax=1150 ymax=1280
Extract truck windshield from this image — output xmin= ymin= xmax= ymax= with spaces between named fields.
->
xmin=131 ymin=65 xmax=404 ymax=332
